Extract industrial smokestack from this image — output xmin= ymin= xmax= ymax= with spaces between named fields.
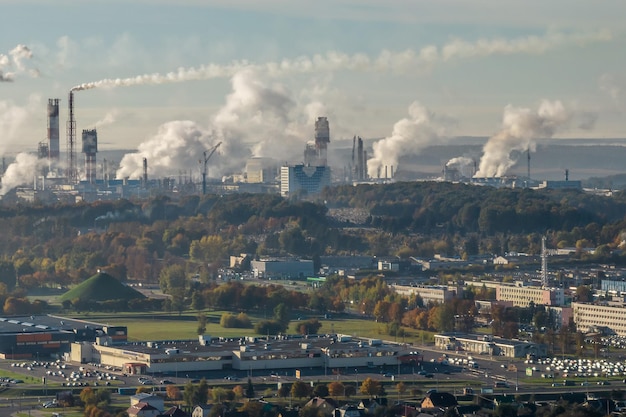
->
xmin=66 ymin=91 xmax=77 ymax=183
xmin=143 ymin=158 xmax=148 ymax=188
xmin=565 ymin=169 xmax=569 ymax=181
xmin=82 ymin=128 xmax=97 ymax=184
xmin=314 ymin=116 xmax=330 ymax=166
xmin=47 ymin=98 xmax=60 ymax=161
xmin=527 ymin=148 xmax=531 ymax=180
xmin=391 ymin=165 xmax=394 ymax=179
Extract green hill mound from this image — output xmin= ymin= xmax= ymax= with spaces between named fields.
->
xmin=60 ymin=272 xmax=145 ymax=302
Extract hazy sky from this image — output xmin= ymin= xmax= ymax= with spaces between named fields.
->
xmin=1 ymin=0 xmax=626 ymax=177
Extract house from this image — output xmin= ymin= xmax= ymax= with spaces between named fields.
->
xmin=420 ymin=392 xmax=458 ymax=409
xmin=159 ymin=406 xmax=190 ymax=417
xmin=358 ymin=398 xmax=388 ymax=414
xmin=304 ymin=397 xmax=339 ymax=416
xmin=192 ymin=404 xmax=213 ymax=417
xmin=333 ymin=405 xmax=363 ymax=417
xmin=130 ymin=393 xmax=164 ymax=413
xmin=128 ymin=401 xmax=161 ymax=417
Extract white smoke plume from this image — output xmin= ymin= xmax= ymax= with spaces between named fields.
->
xmin=475 ymin=100 xmax=570 ymax=178
xmin=599 ymin=73 xmax=626 ymax=110
xmin=446 ymin=156 xmax=475 ymax=177
xmin=0 ymin=153 xmax=44 ymax=196
xmin=0 ymin=95 xmax=40 ymax=155
xmin=116 ymin=69 xmax=309 ymax=180
xmin=0 ymin=44 xmax=38 ymax=82
xmin=367 ymin=102 xmax=448 ymax=178
xmin=71 ymin=30 xmax=610 ymax=91
xmin=94 ymin=109 xmax=119 ymax=128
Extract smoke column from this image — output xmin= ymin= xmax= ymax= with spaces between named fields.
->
xmin=475 ymin=100 xmax=570 ymax=178
xmin=446 ymin=156 xmax=475 ymax=177
xmin=71 ymin=30 xmax=610 ymax=91
xmin=367 ymin=102 xmax=446 ymax=178
xmin=0 ymin=153 xmax=44 ymax=196
xmin=0 ymin=96 xmax=40 ymax=155
xmin=116 ymin=69 xmax=308 ymax=179
xmin=0 ymin=44 xmax=38 ymax=82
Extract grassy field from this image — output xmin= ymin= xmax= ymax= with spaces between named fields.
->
xmin=67 ymin=310 xmax=435 ymax=344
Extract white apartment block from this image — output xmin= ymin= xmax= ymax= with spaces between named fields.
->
xmin=496 ymin=283 xmax=564 ymax=307
xmin=391 ymin=285 xmax=456 ymax=305
xmin=572 ymin=302 xmax=626 ymax=336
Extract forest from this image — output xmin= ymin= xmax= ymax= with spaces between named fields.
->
xmin=0 ymin=182 xmax=625 ymax=293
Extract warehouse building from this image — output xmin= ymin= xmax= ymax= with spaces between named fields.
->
xmin=70 ymin=334 xmax=411 ymax=375
xmin=0 ymin=315 xmax=127 ymax=360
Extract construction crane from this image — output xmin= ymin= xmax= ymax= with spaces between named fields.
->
xmin=201 ymin=142 xmax=222 ymax=195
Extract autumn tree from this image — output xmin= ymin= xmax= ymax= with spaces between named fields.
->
xmin=166 ymin=385 xmax=182 ymax=400
xmin=328 ymin=381 xmax=345 ymax=397
xmin=360 ymin=377 xmax=383 ymax=398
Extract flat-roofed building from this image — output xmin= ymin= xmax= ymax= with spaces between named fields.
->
xmin=70 ymin=334 xmax=413 ymax=374
xmin=391 ymin=285 xmax=457 ymax=305
xmin=496 ymin=282 xmax=564 ymax=307
xmin=251 ymin=258 xmax=315 ymax=279
xmin=434 ymin=333 xmax=547 ymax=358
xmin=0 ymin=315 xmax=127 ymax=360
xmin=572 ymin=302 xmax=626 ymax=336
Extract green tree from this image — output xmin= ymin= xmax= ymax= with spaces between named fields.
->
xmin=159 ymin=264 xmax=187 ymax=294
xmin=274 ymin=303 xmax=289 ymax=324
xmin=291 ymin=380 xmax=311 ymax=398
xmin=191 ymin=290 xmax=205 ymax=310
xmin=313 ymin=383 xmax=329 ymax=398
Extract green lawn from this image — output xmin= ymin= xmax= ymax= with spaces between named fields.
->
xmin=68 ymin=311 xmax=435 ymax=344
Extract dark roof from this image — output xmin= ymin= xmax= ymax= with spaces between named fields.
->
xmin=128 ymin=401 xmax=159 ymax=414
xmin=306 ymin=397 xmax=339 ymax=409
xmin=160 ymin=406 xmax=190 ymax=417
xmin=424 ymin=392 xmax=458 ymax=407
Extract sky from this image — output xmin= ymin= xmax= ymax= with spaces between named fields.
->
xmin=1 ymin=0 xmax=626 ymax=180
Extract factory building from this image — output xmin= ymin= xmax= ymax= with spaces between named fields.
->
xmin=251 ymin=258 xmax=315 ymax=279
xmin=71 ymin=334 xmax=410 ymax=375
xmin=244 ymin=157 xmax=278 ymax=183
xmin=0 ymin=315 xmax=127 ymax=360
xmin=572 ymin=302 xmax=626 ymax=336
xmin=434 ymin=333 xmax=547 ymax=358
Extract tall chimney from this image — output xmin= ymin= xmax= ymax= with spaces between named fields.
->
xmin=143 ymin=158 xmax=148 ymax=188
xmin=47 ymin=99 xmax=60 ymax=161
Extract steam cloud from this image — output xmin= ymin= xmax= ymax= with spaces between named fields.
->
xmin=0 ymin=96 xmax=40 ymax=155
xmin=116 ymin=69 xmax=310 ymax=180
xmin=0 ymin=45 xmax=38 ymax=82
xmin=474 ymin=100 xmax=570 ymax=178
xmin=446 ymin=156 xmax=475 ymax=177
xmin=0 ymin=153 xmax=44 ymax=196
xmin=71 ymin=30 xmax=610 ymax=91
xmin=367 ymin=102 xmax=448 ymax=178
xmin=94 ymin=109 xmax=119 ymax=128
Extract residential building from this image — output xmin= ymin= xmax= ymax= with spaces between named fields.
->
xmin=572 ymin=302 xmax=626 ymax=336
xmin=280 ymin=164 xmax=331 ymax=197
xmin=391 ymin=285 xmax=457 ymax=305
xmin=496 ymin=282 xmax=564 ymax=307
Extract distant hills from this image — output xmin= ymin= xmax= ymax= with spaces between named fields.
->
xmin=60 ymin=271 xmax=145 ymax=302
